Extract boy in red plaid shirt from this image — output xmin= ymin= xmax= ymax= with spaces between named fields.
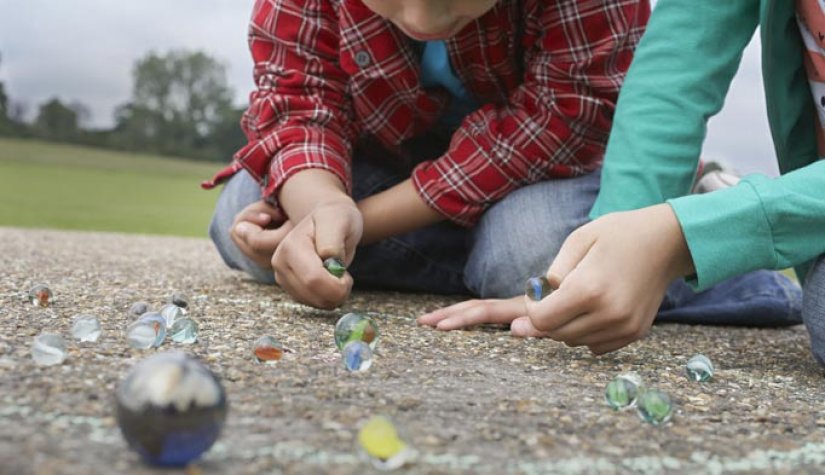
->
xmin=205 ymin=0 xmax=650 ymax=309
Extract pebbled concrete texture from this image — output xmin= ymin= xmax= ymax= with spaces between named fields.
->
xmin=0 ymin=227 xmax=823 ymax=475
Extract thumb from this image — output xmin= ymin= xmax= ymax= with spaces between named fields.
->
xmin=546 ymin=226 xmax=596 ymax=288
xmin=312 ymin=212 xmax=349 ymax=262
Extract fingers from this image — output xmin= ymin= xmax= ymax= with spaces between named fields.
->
xmin=417 ymin=297 xmax=526 ymax=330
xmin=245 ymin=224 xmax=292 ymax=254
xmin=524 ymin=280 xmax=594 ymax=333
xmin=272 ymin=223 xmax=352 ymax=309
xmin=545 ymin=227 xmax=596 ymax=288
xmin=510 ymin=316 xmax=552 ymax=337
xmin=235 ymin=201 xmax=284 ymax=226
xmin=588 ymin=338 xmax=636 ymax=355
xmin=312 ymin=209 xmax=352 ymax=263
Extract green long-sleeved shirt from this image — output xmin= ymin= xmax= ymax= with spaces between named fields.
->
xmin=591 ymin=0 xmax=825 ymax=291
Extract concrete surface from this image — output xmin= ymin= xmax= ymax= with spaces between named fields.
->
xmin=1 ymin=227 xmax=824 ymax=474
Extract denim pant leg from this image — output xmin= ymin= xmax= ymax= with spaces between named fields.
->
xmin=463 ymin=170 xmax=601 ymax=298
xmin=208 ymin=170 xmax=277 ymax=284
xmin=656 ymin=271 xmax=802 ymax=326
xmin=347 ymin=159 xmax=470 ymax=295
xmin=803 ymin=255 xmax=825 ymax=367
xmin=207 ymin=161 xmax=470 ymax=293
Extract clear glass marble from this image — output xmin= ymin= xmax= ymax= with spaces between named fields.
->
xmin=127 ymin=313 xmax=167 ymax=348
xmin=685 ymin=354 xmax=714 ymax=382
xmin=160 ymin=304 xmax=185 ymax=329
xmin=636 ymin=389 xmax=673 ymax=426
xmin=169 ymin=318 xmax=198 ymax=344
xmin=525 ymin=276 xmax=553 ymax=302
xmin=342 ymin=341 xmax=373 ymax=373
xmin=31 ymin=333 xmax=67 ymax=366
xmin=605 ymin=372 xmax=643 ymax=410
xmin=253 ymin=335 xmax=284 ymax=363
xmin=335 ymin=313 xmax=379 ymax=351
xmin=128 ymin=301 xmax=152 ymax=318
xmin=323 ymin=257 xmax=346 ymax=278
xmin=71 ymin=314 xmax=102 ymax=343
xmin=28 ymin=284 xmax=52 ymax=307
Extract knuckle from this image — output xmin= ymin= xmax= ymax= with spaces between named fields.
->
xmin=631 ymin=326 xmax=648 ymax=341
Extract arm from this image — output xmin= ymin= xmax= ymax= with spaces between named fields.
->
xmin=590 ymin=0 xmax=760 ymax=216
xmin=411 ymin=0 xmax=650 ymax=226
xmin=357 ymin=179 xmax=443 ymax=245
xmin=223 ymin=0 xmax=361 ymax=308
xmin=669 ymin=161 xmax=825 ymax=289
xmin=511 ymin=0 xmax=768 ymax=351
xmin=230 ymin=0 xmax=354 ymax=208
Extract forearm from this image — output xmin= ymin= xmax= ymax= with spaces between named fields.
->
xmin=358 ymin=179 xmax=445 ymax=245
xmin=278 ymin=169 xmax=355 ymax=223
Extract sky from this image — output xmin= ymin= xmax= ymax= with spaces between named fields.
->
xmin=0 ymin=0 xmax=778 ymax=175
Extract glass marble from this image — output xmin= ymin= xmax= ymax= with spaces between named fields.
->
xmin=525 ymin=276 xmax=553 ymax=302
xmin=160 ymin=304 xmax=185 ymax=329
xmin=31 ymin=333 xmax=67 ymax=366
xmin=358 ymin=415 xmax=416 ymax=471
xmin=636 ymin=389 xmax=673 ymax=426
xmin=28 ymin=284 xmax=52 ymax=307
xmin=169 ymin=318 xmax=198 ymax=344
xmin=127 ymin=323 xmax=159 ymax=350
xmin=168 ymin=293 xmax=189 ymax=310
xmin=116 ymin=352 xmax=227 ymax=467
xmin=685 ymin=354 xmax=714 ymax=382
xmin=335 ymin=313 xmax=380 ymax=351
xmin=605 ymin=372 xmax=643 ymax=410
xmin=71 ymin=314 xmax=102 ymax=343
xmin=323 ymin=257 xmax=346 ymax=278
xmin=127 ymin=313 xmax=167 ymax=349
xmin=129 ymin=302 xmax=152 ymax=318
xmin=342 ymin=341 xmax=373 ymax=373
xmin=253 ymin=335 xmax=284 ymax=363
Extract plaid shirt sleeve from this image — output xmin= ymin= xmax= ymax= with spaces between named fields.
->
xmin=202 ymin=0 xmax=354 ymax=204
xmin=412 ymin=0 xmax=649 ymax=226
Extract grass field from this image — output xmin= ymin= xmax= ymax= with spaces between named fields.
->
xmin=0 ymin=138 xmax=224 ymax=237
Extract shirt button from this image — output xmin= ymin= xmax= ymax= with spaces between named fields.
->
xmin=354 ymin=51 xmax=371 ymax=67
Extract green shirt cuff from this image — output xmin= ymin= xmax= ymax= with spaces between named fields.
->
xmin=667 ymin=182 xmax=776 ymax=291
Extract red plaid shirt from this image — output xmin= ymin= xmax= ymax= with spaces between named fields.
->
xmin=203 ymin=0 xmax=650 ymax=226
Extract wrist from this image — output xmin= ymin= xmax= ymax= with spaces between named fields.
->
xmin=358 ymin=179 xmax=444 ymax=244
xmin=279 ymin=169 xmax=351 ymax=222
xmin=661 ymin=204 xmax=696 ymax=280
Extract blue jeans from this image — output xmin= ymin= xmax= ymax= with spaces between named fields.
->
xmin=208 ymin=159 xmax=802 ymax=326
xmin=209 ymin=161 xmax=597 ymax=297
xmin=803 ymin=255 xmax=825 ymax=367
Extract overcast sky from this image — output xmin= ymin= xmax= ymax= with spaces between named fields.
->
xmin=0 ymin=0 xmax=778 ymax=175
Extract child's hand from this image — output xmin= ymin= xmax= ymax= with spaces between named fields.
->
xmin=417 ymin=296 xmax=527 ymax=331
xmin=272 ymin=200 xmax=363 ymax=309
xmin=230 ymin=200 xmax=293 ymax=269
xmin=511 ymin=204 xmax=694 ymax=354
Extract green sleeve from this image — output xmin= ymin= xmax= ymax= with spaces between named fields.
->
xmin=590 ymin=0 xmax=760 ymax=216
xmin=669 ymin=161 xmax=825 ymax=290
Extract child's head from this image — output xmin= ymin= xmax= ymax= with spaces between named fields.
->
xmin=362 ymin=0 xmax=498 ymax=41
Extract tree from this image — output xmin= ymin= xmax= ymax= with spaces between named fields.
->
xmin=35 ymin=98 xmax=79 ymax=141
xmin=0 ymin=82 xmax=7 ymax=122
xmin=115 ymin=50 xmax=236 ymax=159
xmin=68 ymin=101 xmax=92 ymax=129
xmin=0 ymin=52 xmax=10 ymax=135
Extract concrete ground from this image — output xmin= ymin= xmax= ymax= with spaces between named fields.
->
xmin=1 ymin=227 xmax=824 ymax=475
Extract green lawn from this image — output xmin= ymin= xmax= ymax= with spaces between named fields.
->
xmin=0 ymin=138 xmax=225 ymax=237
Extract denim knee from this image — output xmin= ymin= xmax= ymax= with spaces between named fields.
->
xmin=803 ymin=255 xmax=825 ymax=367
xmin=208 ymin=170 xmax=276 ymax=284
xmin=463 ymin=170 xmax=600 ymax=298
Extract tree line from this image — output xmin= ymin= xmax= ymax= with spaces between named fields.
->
xmin=0 ymin=50 xmax=247 ymax=162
